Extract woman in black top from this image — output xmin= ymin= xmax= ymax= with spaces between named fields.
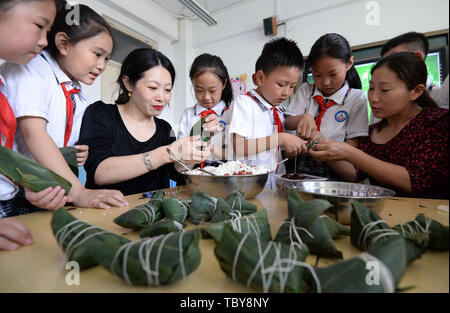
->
xmin=79 ymin=48 xmax=219 ymax=196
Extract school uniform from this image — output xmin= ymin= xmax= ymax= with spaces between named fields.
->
xmin=227 ymin=89 xmax=286 ymax=174
xmin=0 ymin=50 xmax=87 ymax=216
xmin=0 ymin=50 xmax=87 ymax=159
xmin=283 ymin=81 xmax=368 ymax=178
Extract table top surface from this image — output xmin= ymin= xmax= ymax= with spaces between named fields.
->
xmin=0 ymin=187 xmax=448 ymax=293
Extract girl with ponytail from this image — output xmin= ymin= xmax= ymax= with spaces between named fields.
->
xmin=309 ymin=52 xmax=448 ymax=199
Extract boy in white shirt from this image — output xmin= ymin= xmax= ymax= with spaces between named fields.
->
xmin=228 ymin=38 xmax=307 ymax=175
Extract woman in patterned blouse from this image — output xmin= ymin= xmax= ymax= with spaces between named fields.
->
xmin=310 ymin=52 xmax=448 ymax=199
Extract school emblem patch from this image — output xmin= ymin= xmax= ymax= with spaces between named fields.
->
xmin=219 ymin=120 xmax=227 ymax=129
xmin=335 ymin=110 xmax=349 ymax=123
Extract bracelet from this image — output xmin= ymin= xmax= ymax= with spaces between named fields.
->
xmin=143 ymin=152 xmax=153 ymax=171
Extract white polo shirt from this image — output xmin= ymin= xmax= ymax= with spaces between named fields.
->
xmin=284 ymin=82 xmax=369 ymax=142
xmin=0 ymin=73 xmax=19 ymax=200
xmin=227 ymin=89 xmax=285 ymax=173
xmin=177 ymin=100 xmax=231 ymax=139
xmin=0 ymin=50 xmax=87 ymax=160
xmin=429 ymin=75 xmax=449 ymax=109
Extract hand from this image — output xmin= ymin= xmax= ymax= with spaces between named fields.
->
xmin=279 ymin=133 xmax=307 ymax=157
xmin=0 ymin=218 xmax=33 ymax=251
xmin=296 ymin=114 xmax=317 ymax=140
xmin=70 ymin=188 xmax=128 ymax=210
xmin=169 ymin=135 xmax=211 ymax=164
xmin=309 ymin=140 xmax=351 ymax=162
xmin=24 ymin=186 xmax=72 ymax=210
xmin=202 ymin=114 xmax=223 ymax=134
xmin=74 ymin=145 xmax=89 ymax=167
xmin=308 ymin=129 xmax=326 ymax=144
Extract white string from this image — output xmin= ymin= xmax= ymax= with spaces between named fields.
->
xmin=176 ymin=200 xmax=190 ymax=222
xmin=113 ymin=233 xmax=185 ymax=286
xmin=358 ymin=220 xmax=400 ymax=249
xmin=206 ymin=196 xmax=219 ymax=219
xmin=173 ymin=220 xmax=185 ymax=232
xmin=357 ymin=252 xmax=395 ymax=293
xmin=135 ymin=203 xmax=157 ymax=225
xmin=398 ymin=216 xmax=432 ymax=237
xmin=231 ymin=231 xmax=320 ymax=293
xmin=55 ymin=219 xmax=108 ymax=257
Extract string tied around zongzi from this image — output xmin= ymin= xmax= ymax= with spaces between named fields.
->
xmin=358 ymin=220 xmax=400 ymax=249
xmin=176 ymin=200 xmax=190 ymax=222
xmin=229 ymin=211 xmax=261 ymax=236
xmin=55 ymin=219 xmax=108 ymax=257
xmin=135 ymin=203 xmax=159 ymax=225
xmin=356 ymin=252 xmax=396 ymax=293
xmin=279 ymin=217 xmax=315 ymax=246
xmin=110 ymin=232 xmax=187 ymax=286
xmin=232 ymin=233 xmax=321 ymax=293
xmin=398 ymin=216 xmax=432 ymax=237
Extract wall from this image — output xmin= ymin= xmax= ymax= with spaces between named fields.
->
xmin=191 ymin=0 xmax=449 ymax=90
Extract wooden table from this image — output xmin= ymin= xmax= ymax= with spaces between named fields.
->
xmin=0 ymin=187 xmax=448 ymax=293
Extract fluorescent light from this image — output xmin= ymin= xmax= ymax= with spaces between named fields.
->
xmin=178 ymin=0 xmax=218 ymax=26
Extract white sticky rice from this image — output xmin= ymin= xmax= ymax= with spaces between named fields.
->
xmin=187 ymin=161 xmax=268 ymax=176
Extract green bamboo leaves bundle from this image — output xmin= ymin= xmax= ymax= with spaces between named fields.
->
xmin=113 ymin=191 xmax=165 ymax=230
xmin=190 ymin=113 xmax=211 ymax=142
xmin=275 ymin=190 xmax=346 ymax=259
xmin=201 ymin=209 xmax=271 ymax=242
xmin=350 ymin=201 xmax=424 ymax=264
xmin=0 ymin=145 xmax=72 ymax=195
xmin=162 ymin=198 xmax=190 ymax=224
xmin=140 ymin=219 xmax=185 ymax=238
xmin=95 ymin=230 xmax=201 ymax=286
xmin=51 ymin=208 xmax=130 ymax=269
xmin=215 ymin=224 xmax=314 ymax=293
xmin=190 ymin=191 xmax=257 ymax=225
xmin=306 ymin=236 xmax=412 ymax=293
xmin=393 ymin=214 xmax=449 ymax=251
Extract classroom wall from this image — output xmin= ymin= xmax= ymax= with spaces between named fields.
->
xmin=191 ymin=0 xmax=449 ymax=91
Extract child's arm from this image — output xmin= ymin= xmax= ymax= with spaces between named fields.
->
xmin=17 ymin=117 xmax=128 ymax=209
xmin=310 ymin=140 xmax=412 ymax=192
xmin=285 ymin=113 xmax=317 ymax=140
xmin=232 ymin=132 xmax=306 ymax=158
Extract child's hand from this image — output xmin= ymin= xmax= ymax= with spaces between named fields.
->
xmin=74 ymin=145 xmax=89 ymax=167
xmin=202 ymin=114 xmax=223 ymax=133
xmin=0 ymin=218 xmax=33 ymax=251
xmin=169 ymin=136 xmax=211 ymax=164
xmin=24 ymin=186 xmax=72 ymax=211
xmin=279 ymin=133 xmax=307 ymax=157
xmin=296 ymin=114 xmax=317 ymax=140
xmin=308 ymin=129 xmax=326 ymax=145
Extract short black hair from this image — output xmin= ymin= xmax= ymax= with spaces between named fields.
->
xmin=381 ymin=32 xmax=429 ymax=57
xmin=0 ymin=0 xmax=65 ymax=13
xmin=255 ymin=37 xmax=304 ymax=74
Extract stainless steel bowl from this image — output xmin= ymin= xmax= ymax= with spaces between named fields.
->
xmin=294 ymin=181 xmax=395 ymax=225
xmin=183 ymin=172 xmax=269 ymax=199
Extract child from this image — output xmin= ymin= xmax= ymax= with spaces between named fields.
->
xmin=0 ymin=4 xmax=128 ymax=212
xmin=228 ymin=37 xmax=307 ymax=174
xmin=284 ymin=33 xmax=369 ymax=179
xmin=381 ymin=31 xmax=449 ymax=108
xmin=78 ymin=48 xmax=210 ymax=196
xmin=0 ymin=0 xmax=67 ymax=250
xmin=310 ymin=52 xmax=449 ymax=199
xmin=177 ymin=53 xmax=233 ymax=162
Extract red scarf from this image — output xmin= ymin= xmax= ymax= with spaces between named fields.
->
xmin=0 ymin=78 xmax=16 ymax=149
xmin=313 ymin=95 xmax=336 ymax=131
xmin=60 ymin=83 xmax=80 ymax=147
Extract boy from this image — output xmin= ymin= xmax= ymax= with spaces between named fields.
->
xmin=227 ymin=37 xmax=306 ymax=174
xmin=381 ymin=31 xmax=448 ymax=108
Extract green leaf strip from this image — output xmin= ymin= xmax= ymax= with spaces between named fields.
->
xmin=228 ymin=211 xmax=260 ymax=236
xmin=280 ymin=217 xmax=315 ymax=246
xmin=356 ymin=252 xmax=395 ymax=293
xmin=358 ymin=220 xmax=400 ymax=250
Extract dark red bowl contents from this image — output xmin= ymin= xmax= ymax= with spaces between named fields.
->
xmin=281 ymin=173 xmax=308 ymax=180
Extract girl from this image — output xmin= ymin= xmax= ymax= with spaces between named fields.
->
xmin=0 ymin=0 xmax=67 ymax=250
xmin=78 ymin=48 xmax=210 ymax=196
xmin=284 ymin=33 xmax=369 ymax=179
xmin=177 ymin=53 xmax=233 ymax=163
xmin=310 ymin=52 xmax=449 ymax=199
xmin=0 ymin=4 xmax=128 ymax=211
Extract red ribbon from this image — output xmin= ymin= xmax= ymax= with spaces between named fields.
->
xmin=0 ymin=78 xmax=17 ymax=149
xmin=60 ymin=83 xmax=80 ymax=147
xmin=313 ymin=95 xmax=336 ymax=131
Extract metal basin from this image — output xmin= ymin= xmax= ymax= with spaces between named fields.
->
xmin=294 ymin=181 xmax=395 ymax=225
xmin=183 ymin=172 xmax=269 ymax=199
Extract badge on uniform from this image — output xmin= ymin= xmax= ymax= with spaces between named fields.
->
xmin=335 ymin=110 xmax=349 ymax=123
xmin=219 ymin=120 xmax=227 ymax=130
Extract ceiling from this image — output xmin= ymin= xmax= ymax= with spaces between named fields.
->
xmin=149 ymin=0 xmax=251 ymax=19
